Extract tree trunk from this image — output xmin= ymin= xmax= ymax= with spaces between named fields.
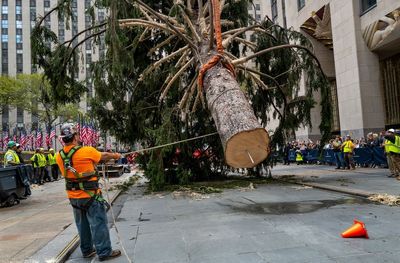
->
xmin=203 ymin=63 xmax=270 ymax=168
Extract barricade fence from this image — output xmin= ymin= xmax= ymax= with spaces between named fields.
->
xmin=288 ymin=148 xmax=387 ymax=166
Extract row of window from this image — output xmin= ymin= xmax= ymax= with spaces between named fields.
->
xmin=297 ymin=0 xmax=377 ymax=14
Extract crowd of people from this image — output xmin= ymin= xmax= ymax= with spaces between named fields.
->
xmin=281 ymin=129 xmax=400 ymax=178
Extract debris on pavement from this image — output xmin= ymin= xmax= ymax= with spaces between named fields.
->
xmin=368 ymin=194 xmax=400 ymax=206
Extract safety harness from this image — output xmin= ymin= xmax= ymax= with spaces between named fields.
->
xmin=59 ymin=146 xmax=110 ymax=211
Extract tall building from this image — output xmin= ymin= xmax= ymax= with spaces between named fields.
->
xmin=1 ymin=0 xmax=105 ymax=145
xmin=256 ymin=0 xmax=400 ymax=140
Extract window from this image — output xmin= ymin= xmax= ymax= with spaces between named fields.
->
xmin=360 ymin=0 xmax=376 ymax=14
xmin=44 ymin=0 xmax=50 ymax=8
xmin=256 ymin=14 xmax=261 ymax=21
xmin=16 ymin=21 xmax=22 ymax=28
xmin=281 ymin=0 xmax=287 ymax=28
xmin=1 ymin=20 xmax=8 ymax=28
xmin=1 ymin=34 xmax=8 ymax=42
xmin=297 ymin=0 xmax=305 ymax=11
xmin=2 ymin=106 xmax=9 ymax=125
xmin=2 ymin=6 xmax=8 ymax=14
xmin=17 ymin=107 xmax=24 ymax=124
xmin=255 ymin=4 xmax=260 ymax=11
xmin=271 ymin=0 xmax=278 ymax=23
xmin=30 ymin=0 xmax=36 ymax=7
xmin=17 ymin=53 xmax=23 ymax=73
xmin=16 ymin=34 xmax=22 ymax=43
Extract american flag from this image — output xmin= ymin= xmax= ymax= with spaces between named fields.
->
xmin=2 ymin=131 xmax=9 ymax=150
xmin=36 ymin=130 xmax=43 ymax=148
xmin=19 ymin=131 xmax=27 ymax=148
xmin=49 ymin=128 xmax=56 ymax=142
xmin=87 ymin=125 xmax=95 ymax=146
xmin=44 ymin=130 xmax=49 ymax=148
xmin=81 ymin=124 xmax=88 ymax=145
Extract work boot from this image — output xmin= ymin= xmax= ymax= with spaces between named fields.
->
xmin=98 ymin=250 xmax=121 ymax=261
xmin=83 ymin=250 xmax=96 ymax=258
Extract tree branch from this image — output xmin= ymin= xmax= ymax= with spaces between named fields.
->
xmin=232 ymin=44 xmax=325 ymax=78
xmin=124 ymin=0 xmax=198 ymax=54
xmin=119 ymin=19 xmax=185 ymax=35
xmin=61 ymin=22 xmax=107 ymax=48
xmin=160 ymin=57 xmax=194 ymax=102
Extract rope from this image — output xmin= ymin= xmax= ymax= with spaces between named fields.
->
xmin=101 ymin=163 xmax=133 ymax=263
xmin=124 ymin=132 xmax=219 ymax=156
xmin=198 ymin=0 xmax=236 ymax=89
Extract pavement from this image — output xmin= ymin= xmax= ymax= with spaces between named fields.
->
xmin=271 ymin=164 xmax=400 ymax=196
xmin=45 ymin=164 xmax=400 ymax=263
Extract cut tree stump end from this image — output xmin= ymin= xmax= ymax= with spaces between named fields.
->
xmin=225 ymin=128 xmax=270 ymax=168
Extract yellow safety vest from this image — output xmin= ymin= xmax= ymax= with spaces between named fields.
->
xmin=296 ymin=152 xmax=303 ymax=162
xmin=343 ymin=141 xmax=354 ymax=153
xmin=38 ymin=154 xmax=47 ymax=167
xmin=385 ymin=136 xmax=400 ymax=154
xmin=4 ymin=150 xmax=20 ymax=167
xmin=30 ymin=154 xmax=38 ymax=168
xmin=48 ymin=153 xmax=57 ymax=165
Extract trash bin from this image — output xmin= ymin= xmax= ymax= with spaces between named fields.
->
xmin=0 ymin=166 xmax=26 ymax=207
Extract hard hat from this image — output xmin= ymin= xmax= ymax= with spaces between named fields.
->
xmin=16 ymin=143 xmax=21 ymax=148
xmin=7 ymin=141 xmax=16 ymax=148
xmin=40 ymin=148 xmax=44 ymax=151
xmin=49 ymin=148 xmax=54 ymax=151
xmin=388 ymin=128 xmax=395 ymax=133
xmin=60 ymin=123 xmax=78 ymax=140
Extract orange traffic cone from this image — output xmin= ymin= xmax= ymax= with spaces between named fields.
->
xmin=341 ymin=219 xmax=369 ymax=238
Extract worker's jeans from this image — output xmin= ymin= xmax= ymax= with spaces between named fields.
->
xmin=334 ymin=151 xmax=344 ymax=168
xmin=70 ymin=198 xmax=112 ymax=258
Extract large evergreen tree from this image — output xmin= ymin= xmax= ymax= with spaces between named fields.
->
xmin=32 ymin=0 xmax=332 ymax=190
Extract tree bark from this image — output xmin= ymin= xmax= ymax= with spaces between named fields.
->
xmin=203 ymin=63 xmax=270 ymax=168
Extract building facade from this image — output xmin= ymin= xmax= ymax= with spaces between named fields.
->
xmin=0 ymin=0 xmax=107 ymax=148
xmin=254 ymin=0 xmax=400 ymax=140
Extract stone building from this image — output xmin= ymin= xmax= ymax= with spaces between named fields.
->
xmin=251 ymin=0 xmax=400 ymax=140
xmin=0 ymin=0 xmax=112 ymax=149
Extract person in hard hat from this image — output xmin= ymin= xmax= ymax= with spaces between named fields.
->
xmin=341 ymin=135 xmax=355 ymax=169
xmin=384 ymin=129 xmax=400 ymax=179
xmin=15 ymin=144 xmax=25 ymax=164
xmin=47 ymin=148 xmax=58 ymax=181
xmin=30 ymin=148 xmax=41 ymax=184
xmin=55 ymin=123 xmax=122 ymax=261
xmin=3 ymin=141 xmax=20 ymax=167
xmin=295 ymin=149 xmax=303 ymax=165
xmin=37 ymin=148 xmax=48 ymax=184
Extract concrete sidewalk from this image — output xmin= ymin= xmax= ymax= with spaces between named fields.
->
xmin=271 ymin=164 xmax=400 ymax=196
xmin=60 ymin=165 xmax=400 ymax=263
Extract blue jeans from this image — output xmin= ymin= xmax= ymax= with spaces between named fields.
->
xmin=334 ymin=151 xmax=344 ymax=168
xmin=70 ymin=198 xmax=112 ymax=257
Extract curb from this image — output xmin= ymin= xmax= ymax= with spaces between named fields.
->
xmin=53 ymin=189 xmax=122 ymax=263
xmin=293 ymin=181 xmax=374 ymax=198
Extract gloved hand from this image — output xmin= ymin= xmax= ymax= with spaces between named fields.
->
xmin=113 ymin=153 xmax=122 ymax=160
